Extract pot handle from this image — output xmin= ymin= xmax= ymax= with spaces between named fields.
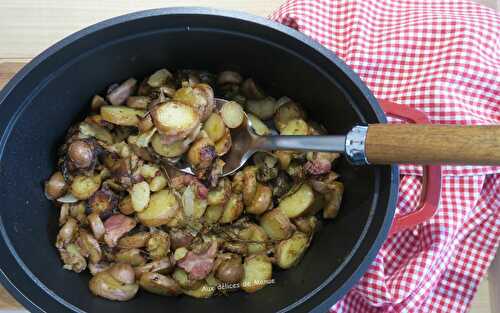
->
xmin=377 ymin=100 xmax=442 ymax=235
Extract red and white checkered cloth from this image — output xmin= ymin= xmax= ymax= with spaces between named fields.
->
xmin=271 ymin=1 xmax=500 ymax=312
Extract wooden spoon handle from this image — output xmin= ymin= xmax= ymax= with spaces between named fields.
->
xmin=365 ymin=124 xmax=500 ymax=165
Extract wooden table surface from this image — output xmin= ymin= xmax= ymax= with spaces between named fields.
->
xmin=0 ymin=1 xmax=497 ymax=312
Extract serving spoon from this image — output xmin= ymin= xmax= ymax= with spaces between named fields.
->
xmin=171 ymin=98 xmax=500 ymax=176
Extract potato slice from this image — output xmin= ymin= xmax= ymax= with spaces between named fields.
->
xmin=214 ymin=128 xmax=232 ymax=156
xmin=238 ymin=224 xmax=269 ymax=255
xmin=221 ymin=101 xmax=244 ymax=128
xmin=101 ymin=106 xmax=144 ymax=126
xmin=281 ymin=118 xmax=310 ymax=136
xmin=241 ymin=255 xmax=272 ymax=293
xmin=151 ymin=101 xmax=200 ymax=138
xmin=260 ymin=209 xmax=294 ymax=240
xmin=203 ymin=113 xmax=226 ymax=142
xmin=275 ymin=232 xmax=310 ymax=269
xmin=246 ymin=184 xmax=272 ymax=215
xmin=274 ymin=102 xmax=306 ymax=132
xmin=151 ymin=133 xmax=189 ymax=158
xmin=130 ymin=181 xmax=150 ymax=212
xmin=293 ymin=216 xmax=319 ymax=235
xmin=70 ymin=175 xmax=101 ymax=200
xmin=219 ymin=194 xmax=244 ymax=224
xmin=323 ymin=181 xmax=344 ymax=219
xmin=246 ymin=97 xmax=276 ymax=120
xmin=139 ymin=272 xmax=182 ymax=296
xmin=137 ymin=190 xmax=179 ymax=227
xmin=277 ymin=183 xmax=315 ymax=218
xmin=248 ymin=113 xmax=271 ymax=136
xmin=242 ymin=166 xmax=258 ymax=206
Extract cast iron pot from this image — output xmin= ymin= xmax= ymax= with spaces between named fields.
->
xmin=0 ymin=8 xmax=407 ymax=313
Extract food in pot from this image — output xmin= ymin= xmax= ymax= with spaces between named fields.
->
xmin=45 ymin=69 xmax=344 ymax=300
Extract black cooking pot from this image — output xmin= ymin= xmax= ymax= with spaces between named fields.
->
xmin=0 ymin=8 xmax=401 ymax=313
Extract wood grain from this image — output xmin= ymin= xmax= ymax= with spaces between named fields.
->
xmin=365 ymin=124 xmax=500 ymax=165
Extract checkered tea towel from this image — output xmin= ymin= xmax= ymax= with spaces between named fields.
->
xmin=271 ymin=1 xmax=500 ymax=312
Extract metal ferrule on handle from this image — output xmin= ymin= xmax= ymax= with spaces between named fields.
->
xmin=345 ymin=126 xmax=369 ymax=165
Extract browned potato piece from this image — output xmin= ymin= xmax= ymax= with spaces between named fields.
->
xmin=203 ymin=113 xmax=226 ymax=142
xmin=219 ymin=194 xmax=244 ymax=224
xmin=126 ymin=96 xmax=150 ymax=109
xmin=169 ymin=229 xmax=194 ymax=250
xmin=241 ymin=78 xmax=265 ymax=100
xmin=151 ymin=133 xmax=189 ymax=158
xmin=115 ymin=248 xmax=146 ymax=267
xmin=91 ymin=95 xmax=108 ymax=111
xmin=246 ymin=184 xmax=272 ymax=215
xmin=323 ymin=181 xmax=344 ymax=219
xmin=149 ymin=175 xmax=168 ymax=192
xmin=151 ymin=101 xmax=200 ymax=138
xmin=147 ymin=231 xmax=170 ymax=260
xmin=45 ymin=171 xmax=67 ymax=200
xmin=203 ymin=204 xmax=224 ymax=224
xmin=275 ymin=232 xmax=310 ymax=269
xmin=109 ymin=263 xmax=136 ymax=285
xmin=89 ymin=270 xmax=139 ymax=301
xmin=106 ymin=78 xmax=137 ymax=106
xmin=241 ymin=255 xmax=272 ymax=293
xmin=277 ymin=183 xmax=315 ymax=218
xmin=215 ymin=255 xmax=244 ymax=284
xmin=242 ymin=166 xmax=258 ymax=206
xmin=101 ymin=106 xmax=144 ymax=126
xmin=260 ymin=209 xmax=294 ymax=240
xmin=187 ymin=137 xmax=216 ymax=169
xmin=274 ymin=102 xmax=306 ymax=132
xmin=246 ymin=97 xmax=276 ymax=120
xmin=88 ymin=188 xmax=116 ymax=216
xmin=274 ymin=151 xmax=292 ymax=169
xmin=70 ymin=175 xmax=101 ymax=200
xmin=173 ymin=84 xmax=215 ymax=121
xmin=281 ymin=118 xmax=310 ymax=136
xmin=206 ymin=177 xmax=231 ymax=205
xmin=214 ymin=128 xmax=232 ymax=156
xmin=217 ymin=71 xmax=242 ymax=85
xmin=139 ymin=272 xmax=182 ymax=296
xmin=68 ymin=140 xmax=94 ymax=169
xmin=118 ymin=195 xmax=135 ymax=215
xmin=134 ymin=258 xmax=175 ymax=278
xmin=56 ymin=218 xmax=78 ymax=249
xmin=137 ymin=114 xmax=154 ymax=133
xmin=137 ymin=190 xmax=180 ymax=227
xmin=130 ymin=181 xmax=150 ymax=212
xmin=223 ymin=242 xmax=248 ymax=255
xmin=147 ymin=69 xmax=173 ymax=87
xmin=118 ymin=232 xmax=151 ymax=249
xmin=238 ymin=224 xmax=269 ymax=254
xmin=88 ymin=212 xmax=105 ymax=240
xmin=79 ymin=122 xmax=114 ymax=144
xmin=79 ymin=229 xmax=102 ymax=264
xmin=221 ymin=101 xmax=245 ymax=128
xmin=293 ymin=216 xmax=319 ymax=235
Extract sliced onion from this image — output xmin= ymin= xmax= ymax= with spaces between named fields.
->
xmin=57 ymin=193 xmax=79 ymax=203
